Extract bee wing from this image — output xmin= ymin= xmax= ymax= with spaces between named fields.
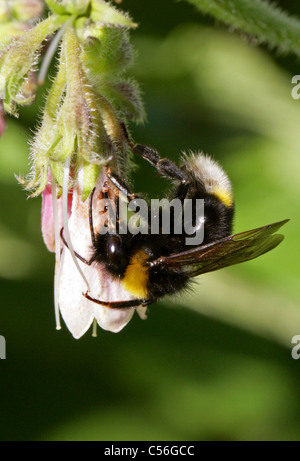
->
xmin=151 ymin=220 xmax=289 ymax=277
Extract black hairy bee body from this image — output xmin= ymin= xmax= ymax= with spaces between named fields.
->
xmin=61 ymin=136 xmax=288 ymax=310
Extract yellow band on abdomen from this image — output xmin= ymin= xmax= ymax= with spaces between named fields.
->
xmin=122 ymin=250 xmax=149 ymax=299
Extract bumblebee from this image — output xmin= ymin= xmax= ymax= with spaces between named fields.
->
xmin=62 ymin=141 xmax=288 ymax=309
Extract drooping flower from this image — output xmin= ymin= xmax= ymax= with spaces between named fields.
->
xmin=41 ymin=172 xmax=72 ymax=252
xmin=41 ymin=164 xmax=147 ymax=338
xmin=57 ymin=167 xmax=147 ymax=338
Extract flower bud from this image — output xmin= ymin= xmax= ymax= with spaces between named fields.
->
xmin=20 ymin=29 xmax=118 ymax=199
xmin=81 ymin=25 xmax=133 ymax=75
xmin=0 ymin=15 xmax=63 ymax=115
xmin=58 ymin=168 xmax=146 ymax=338
xmin=80 ymin=25 xmax=145 ymax=124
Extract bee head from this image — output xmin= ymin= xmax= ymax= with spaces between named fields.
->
xmin=92 ymin=233 xmax=130 ymax=278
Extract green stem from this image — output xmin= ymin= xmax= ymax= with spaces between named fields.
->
xmin=184 ymin=0 xmax=300 ymax=55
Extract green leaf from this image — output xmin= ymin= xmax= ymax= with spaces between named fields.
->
xmin=184 ymin=0 xmax=300 ymax=55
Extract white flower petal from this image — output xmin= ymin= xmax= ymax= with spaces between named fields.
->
xmin=91 ymin=276 xmax=135 ymax=333
xmin=93 ymin=305 xmax=134 ymax=333
xmin=59 ymin=250 xmax=94 ymax=339
xmin=136 ymin=306 xmax=148 ymax=320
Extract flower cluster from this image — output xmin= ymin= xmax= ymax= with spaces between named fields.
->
xmin=0 ymin=0 xmax=146 ymax=337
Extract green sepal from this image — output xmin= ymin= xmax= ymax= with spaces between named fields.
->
xmin=81 ymin=162 xmax=101 ymax=201
xmin=82 ymin=24 xmax=133 ymax=73
xmin=49 ymin=160 xmax=65 ymax=189
xmin=90 ymin=0 xmax=137 ymax=28
xmin=16 ymin=162 xmax=49 ymax=197
xmin=44 ymin=0 xmax=68 ymax=15
xmin=100 ymin=78 xmax=146 ymax=123
xmin=64 ymin=0 xmax=90 ymax=15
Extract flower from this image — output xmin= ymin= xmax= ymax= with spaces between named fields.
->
xmin=44 ymin=166 xmax=147 ymax=338
xmin=41 ymin=172 xmax=72 ymax=252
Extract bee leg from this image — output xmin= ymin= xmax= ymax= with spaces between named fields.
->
xmin=83 ymin=291 xmax=156 ymax=309
xmin=89 ymin=187 xmax=97 ymax=247
xmin=60 ymin=228 xmax=92 ymax=266
xmin=120 ymin=122 xmax=189 ymax=183
xmin=132 ymin=143 xmax=189 ymax=184
xmin=105 ymin=168 xmax=136 ymax=202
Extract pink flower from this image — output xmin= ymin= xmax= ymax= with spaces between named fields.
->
xmin=41 ymin=173 xmax=72 ymax=252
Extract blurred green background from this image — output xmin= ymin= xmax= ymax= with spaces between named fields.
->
xmin=0 ymin=0 xmax=300 ymax=441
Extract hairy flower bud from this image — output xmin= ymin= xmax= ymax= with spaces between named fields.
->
xmin=20 ymin=28 xmax=122 ymax=199
xmin=80 ymin=25 xmax=145 ymax=124
xmin=80 ymin=25 xmax=134 ymax=75
xmin=0 ymin=15 xmax=64 ymax=115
